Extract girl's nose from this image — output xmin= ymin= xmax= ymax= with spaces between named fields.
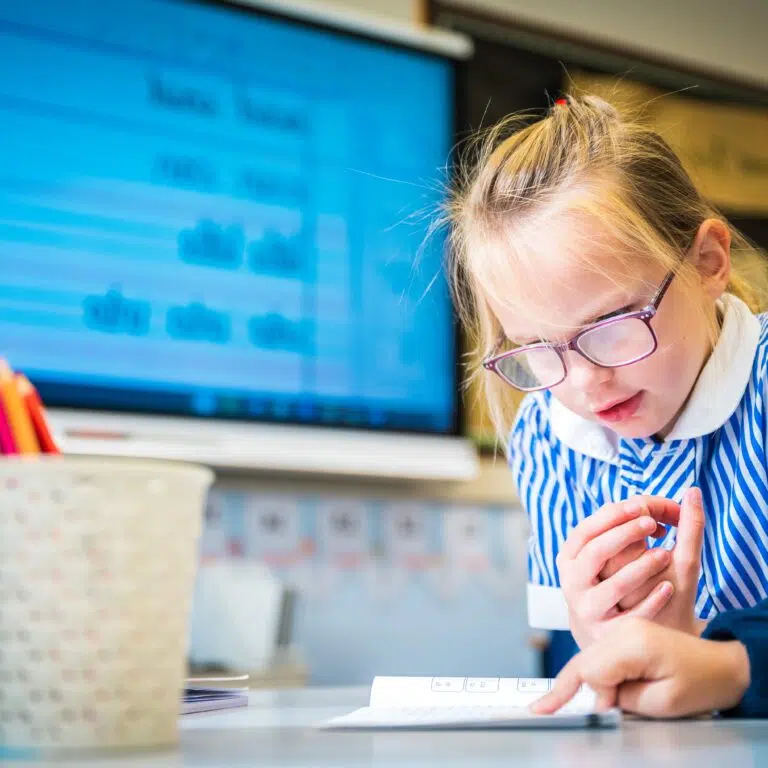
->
xmin=563 ymin=350 xmax=613 ymax=393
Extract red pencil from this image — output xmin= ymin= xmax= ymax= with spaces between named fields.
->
xmin=16 ymin=374 xmax=60 ymax=454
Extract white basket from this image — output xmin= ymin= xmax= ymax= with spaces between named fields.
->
xmin=0 ymin=456 xmax=213 ymax=758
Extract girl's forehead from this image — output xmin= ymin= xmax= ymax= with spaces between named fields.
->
xmin=486 ymin=238 xmax=653 ymax=343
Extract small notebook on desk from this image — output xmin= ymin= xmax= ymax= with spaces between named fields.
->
xmin=321 ymin=676 xmax=620 ymax=730
xmin=182 ymin=675 xmax=249 ymax=715
xmin=182 ymin=687 xmax=248 ymax=714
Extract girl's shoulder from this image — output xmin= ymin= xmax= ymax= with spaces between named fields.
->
xmin=757 ymin=312 xmax=768 ymax=342
xmin=753 ymin=313 xmax=768 ymax=376
xmin=509 ymin=390 xmax=554 ymax=453
xmin=746 ymin=313 xmax=768 ymax=407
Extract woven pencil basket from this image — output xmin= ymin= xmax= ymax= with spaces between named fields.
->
xmin=0 ymin=456 xmax=213 ymax=758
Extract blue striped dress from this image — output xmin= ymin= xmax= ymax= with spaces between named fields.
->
xmin=509 ymin=294 xmax=768 ymax=630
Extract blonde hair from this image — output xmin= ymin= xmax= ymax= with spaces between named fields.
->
xmin=446 ymin=94 xmax=767 ymax=445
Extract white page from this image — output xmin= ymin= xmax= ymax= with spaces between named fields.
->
xmin=321 ymin=705 xmax=620 ymax=730
xmin=319 ymin=677 xmax=620 ymax=731
xmin=369 ymin=676 xmax=596 ymax=710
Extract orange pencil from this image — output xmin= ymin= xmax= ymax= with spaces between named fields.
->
xmin=0 ymin=360 xmax=39 ymax=454
xmin=17 ymin=374 xmax=60 ymax=454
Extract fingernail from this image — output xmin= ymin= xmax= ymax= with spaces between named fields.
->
xmin=651 ymin=523 xmax=668 ymax=539
xmin=654 ymin=547 xmax=672 ymax=561
xmin=657 ymin=580 xmax=673 ymax=597
xmin=639 ymin=516 xmax=656 ymax=532
xmin=686 ymin=487 xmax=703 ymax=506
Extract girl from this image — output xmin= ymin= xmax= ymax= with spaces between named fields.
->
xmin=447 ymin=94 xmax=768 ymax=649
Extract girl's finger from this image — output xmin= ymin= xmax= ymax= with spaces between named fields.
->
xmin=580 ymin=550 xmax=671 ymax=619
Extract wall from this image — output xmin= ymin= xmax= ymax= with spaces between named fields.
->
xmin=320 ymin=0 xmax=768 ymax=88
xmin=448 ymin=0 xmax=768 ymax=87
xmin=319 ymin=0 xmax=414 ymax=22
xmin=190 ymin=480 xmax=535 ymax=685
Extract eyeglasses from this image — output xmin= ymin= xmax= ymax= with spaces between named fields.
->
xmin=482 ymin=270 xmax=676 ymax=392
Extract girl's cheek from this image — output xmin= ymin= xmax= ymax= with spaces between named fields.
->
xmin=624 ymin=343 xmax=681 ymax=389
xmin=656 ymin=337 xmax=697 ymax=387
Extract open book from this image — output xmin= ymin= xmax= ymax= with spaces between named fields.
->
xmin=321 ymin=676 xmax=620 ymax=730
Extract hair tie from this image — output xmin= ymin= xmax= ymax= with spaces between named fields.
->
xmin=554 ymin=98 xmax=568 ymax=107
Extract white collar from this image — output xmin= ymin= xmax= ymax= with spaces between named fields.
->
xmin=550 ymin=294 xmax=762 ymax=463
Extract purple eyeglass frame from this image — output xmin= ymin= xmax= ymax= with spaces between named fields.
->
xmin=482 ymin=270 xmax=676 ymax=392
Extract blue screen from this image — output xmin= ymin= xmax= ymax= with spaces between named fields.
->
xmin=0 ymin=0 xmax=457 ymax=434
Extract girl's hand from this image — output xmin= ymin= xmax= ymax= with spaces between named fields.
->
xmin=647 ymin=488 xmax=707 ymax=635
xmin=558 ymin=497 xmax=681 ymax=648
xmin=597 ymin=488 xmax=706 ymax=635
xmin=531 ymin=617 xmax=749 ymax=718
xmin=599 ymin=525 xmax=665 ymax=612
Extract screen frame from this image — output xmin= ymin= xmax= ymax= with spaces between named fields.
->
xmin=15 ymin=0 xmax=469 ymax=439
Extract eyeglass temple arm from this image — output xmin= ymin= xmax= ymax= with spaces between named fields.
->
xmin=483 ymin=333 xmax=506 ymax=365
xmin=650 ymin=271 xmax=676 ymax=308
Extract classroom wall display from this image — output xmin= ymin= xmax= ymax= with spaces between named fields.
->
xmin=194 ymin=487 xmax=534 ymax=684
xmin=0 ymin=0 xmax=461 ymax=436
xmin=199 ymin=488 xmax=522 ymax=602
xmin=370 ymin=503 xmax=435 ymax=601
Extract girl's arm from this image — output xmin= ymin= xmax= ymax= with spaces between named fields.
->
xmin=702 ymin=600 xmax=768 ymax=718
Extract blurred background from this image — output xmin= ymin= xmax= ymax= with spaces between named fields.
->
xmin=2 ymin=0 xmax=768 ymax=686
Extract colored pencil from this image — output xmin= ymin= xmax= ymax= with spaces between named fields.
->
xmin=0 ymin=360 xmax=40 ymax=454
xmin=17 ymin=374 xmax=59 ymax=454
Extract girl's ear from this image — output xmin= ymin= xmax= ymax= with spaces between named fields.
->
xmin=691 ymin=219 xmax=731 ymax=300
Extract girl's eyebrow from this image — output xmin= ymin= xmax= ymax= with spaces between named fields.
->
xmin=588 ymin=302 xmax=635 ymax=325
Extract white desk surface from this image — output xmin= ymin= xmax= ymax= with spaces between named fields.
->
xmin=15 ymin=686 xmax=768 ymax=767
